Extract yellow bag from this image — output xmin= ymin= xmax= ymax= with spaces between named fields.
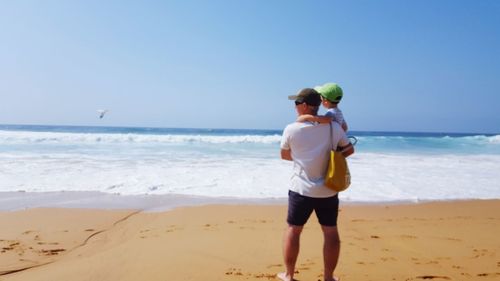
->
xmin=324 ymin=150 xmax=351 ymax=192
xmin=324 ymin=123 xmax=351 ymax=192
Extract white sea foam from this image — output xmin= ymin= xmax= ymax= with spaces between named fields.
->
xmin=2 ymin=130 xmax=499 ymax=146
xmin=344 ymin=153 xmax=500 ymax=202
xmin=1 ymin=150 xmax=499 ymax=201
xmin=488 ymin=135 xmax=500 ymax=144
xmin=0 ymin=130 xmax=282 ymax=144
xmin=1 ymin=127 xmax=499 ymax=203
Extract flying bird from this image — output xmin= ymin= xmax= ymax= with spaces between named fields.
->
xmin=97 ymin=109 xmax=109 ymax=119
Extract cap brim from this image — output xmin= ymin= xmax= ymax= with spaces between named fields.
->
xmin=288 ymin=95 xmax=298 ymax=100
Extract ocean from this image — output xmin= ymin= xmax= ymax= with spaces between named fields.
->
xmin=1 ymin=124 xmax=499 ymax=206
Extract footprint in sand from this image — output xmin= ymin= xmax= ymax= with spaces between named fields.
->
xmin=472 ymin=248 xmax=490 ymax=258
xmin=443 ymin=237 xmax=461 ymax=242
xmin=477 ymin=273 xmax=500 ymax=277
xmin=380 ymin=257 xmax=397 ymax=262
xmin=224 ymin=268 xmax=244 ymax=276
xmin=293 ymin=260 xmax=315 ymax=271
xmin=415 ymin=275 xmax=451 ymax=280
xmin=203 ymin=224 xmax=219 ymax=231
xmin=253 ymin=273 xmax=276 ymax=279
xmin=165 ymin=225 xmax=182 ymax=233
xmin=37 ymin=242 xmax=59 ymax=246
xmin=39 ymin=249 xmax=66 ymax=256
xmin=239 ymin=226 xmax=257 ymax=230
xmin=300 ymin=260 xmax=315 ymax=267
xmin=1 ymin=241 xmax=21 ymax=252
xmin=266 ymin=264 xmax=282 ymax=269
xmin=225 ymin=268 xmax=276 ymax=279
xmin=18 ymin=258 xmax=37 ymax=263
xmin=138 ymin=229 xmax=150 ymax=239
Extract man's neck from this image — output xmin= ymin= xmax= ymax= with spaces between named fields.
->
xmin=299 ymin=111 xmax=317 ymax=116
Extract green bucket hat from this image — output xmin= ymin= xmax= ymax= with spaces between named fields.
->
xmin=314 ymin=83 xmax=343 ymax=103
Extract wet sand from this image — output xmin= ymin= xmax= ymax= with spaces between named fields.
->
xmin=1 ymin=200 xmax=499 ymax=281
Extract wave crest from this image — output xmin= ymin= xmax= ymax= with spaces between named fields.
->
xmin=0 ymin=130 xmax=282 ymax=145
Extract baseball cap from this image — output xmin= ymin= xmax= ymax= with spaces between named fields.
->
xmin=287 ymin=88 xmax=322 ymax=106
xmin=314 ymin=83 xmax=343 ymax=103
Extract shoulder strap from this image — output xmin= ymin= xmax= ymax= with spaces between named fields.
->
xmin=329 ymin=122 xmax=334 ymax=150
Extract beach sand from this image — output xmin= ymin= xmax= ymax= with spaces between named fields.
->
xmin=0 ymin=200 xmax=499 ymax=281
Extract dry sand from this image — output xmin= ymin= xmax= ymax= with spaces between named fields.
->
xmin=1 ymin=200 xmax=499 ymax=281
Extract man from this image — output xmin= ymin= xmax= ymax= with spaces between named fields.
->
xmin=279 ymin=88 xmax=354 ymax=281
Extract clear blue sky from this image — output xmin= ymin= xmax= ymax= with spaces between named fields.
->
xmin=1 ymin=0 xmax=499 ymax=133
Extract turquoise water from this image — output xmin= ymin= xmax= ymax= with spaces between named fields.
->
xmin=0 ymin=124 xmax=499 ymax=201
xmin=1 ymin=124 xmax=498 ymax=154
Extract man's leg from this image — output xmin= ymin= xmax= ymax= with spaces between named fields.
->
xmin=321 ymin=225 xmax=340 ymax=281
xmin=278 ymin=225 xmax=303 ymax=281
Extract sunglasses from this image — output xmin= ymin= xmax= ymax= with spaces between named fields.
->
xmin=295 ymin=100 xmax=305 ymax=106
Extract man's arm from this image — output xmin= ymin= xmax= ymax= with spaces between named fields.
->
xmin=281 ymin=149 xmax=293 ymax=161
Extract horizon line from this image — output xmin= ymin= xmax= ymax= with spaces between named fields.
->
xmin=0 ymin=123 xmax=498 ymax=136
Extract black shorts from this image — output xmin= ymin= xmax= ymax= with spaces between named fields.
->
xmin=287 ymin=190 xmax=339 ymax=227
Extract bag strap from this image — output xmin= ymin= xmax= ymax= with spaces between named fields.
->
xmin=329 ymin=122 xmax=334 ymax=151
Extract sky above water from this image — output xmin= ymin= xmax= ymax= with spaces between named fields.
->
xmin=1 ymin=0 xmax=499 ymax=133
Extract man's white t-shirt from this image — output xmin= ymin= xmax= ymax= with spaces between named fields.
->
xmin=280 ymin=121 xmax=350 ymax=198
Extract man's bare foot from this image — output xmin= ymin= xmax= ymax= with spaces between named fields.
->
xmin=325 ymin=276 xmax=340 ymax=281
xmin=277 ymin=272 xmax=294 ymax=281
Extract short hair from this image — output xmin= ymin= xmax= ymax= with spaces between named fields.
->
xmin=306 ymin=105 xmax=319 ymax=115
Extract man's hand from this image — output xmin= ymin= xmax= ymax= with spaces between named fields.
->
xmin=281 ymin=149 xmax=292 ymax=161
xmin=339 ymin=143 xmax=354 ymax=158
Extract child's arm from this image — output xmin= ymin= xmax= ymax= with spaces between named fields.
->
xmin=342 ymin=121 xmax=348 ymax=132
xmin=296 ymin=114 xmax=333 ymax=124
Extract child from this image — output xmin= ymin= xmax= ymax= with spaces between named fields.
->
xmin=297 ymin=83 xmax=348 ymax=132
